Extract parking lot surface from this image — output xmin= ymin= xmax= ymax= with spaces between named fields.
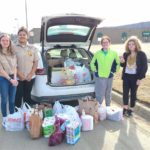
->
xmin=0 ymin=101 xmax=150 ymax=150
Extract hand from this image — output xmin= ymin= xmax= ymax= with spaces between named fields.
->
xmin=26 ymin=73 xmax=33 ymax=81
xmin=120 ymin=56 xmax=125 ymax=63
xmin=10 ymin=79 xmax=18 ymax=86
xmin=136 ymin=79 xmax=141 ymax=86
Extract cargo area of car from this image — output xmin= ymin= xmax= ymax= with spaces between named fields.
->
xmin=45 ymin=47 xmax=94 ymax=86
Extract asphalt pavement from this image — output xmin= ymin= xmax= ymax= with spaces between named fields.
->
xmin=0 ymin=99 xmax=150 ymax=150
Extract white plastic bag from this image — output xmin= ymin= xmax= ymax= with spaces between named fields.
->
xmin=62 ymin=105 xmax=82 ymax=127
xmin=22 ymin=102 xmax=34 ymax=130
xmin=98 ymin=106 xmax=107 ymax=121
xmin=106 ymin=107 xmax=123 ymax=121
xmin=53 ymin=101 xmax=63 ymax=115
xmin=5 ymin=107 xmax=24 ymax=131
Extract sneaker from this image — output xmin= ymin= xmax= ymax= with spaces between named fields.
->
xmin=127 ymin=109 xmax=133 ymax=117
xmin=2 ymin=117 xmax=6 ymax=127
xmin=123 ymin=108 xmax=128 ymax=116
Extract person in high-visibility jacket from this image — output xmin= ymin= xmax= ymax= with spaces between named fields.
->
xmin=90 ymin=36 xmax=120 ymax=106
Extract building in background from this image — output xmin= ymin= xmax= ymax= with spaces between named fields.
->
xmin=28 ymin=28 xmax=40 ymax=44
xmin=28 ymin=21 xmax=150 ymax=44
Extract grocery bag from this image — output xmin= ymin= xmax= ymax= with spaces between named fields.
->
xmin=43 ymin=107 xmax=53 ymax=118
xmin=42 ymin=117 xmax=55 ymax=138
xmin=78 ymin=96 xmax=99 ymax=122
xmin=48 ymin=117 xmax=65 ymax=146
xmin=66 ymin=121 xmax=81 ymax=145
xmin=5 ymin=107 xmax=24 ymax=131
xmin=98 ymin=106 xmax=107 ymax=121
xmin=29 ymin=111 xmax=42 ymax=139
xmin=106 ymin=107 xmax=123 ymax=121
xmin=22 ymin=102 xmax=34 ymax=130
xmin=62 ymin=105 xmax=82 ymax=127
xmin=53 ymin=101 xmax=63 ymax=115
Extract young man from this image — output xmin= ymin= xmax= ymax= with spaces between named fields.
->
xmin=15 ymin=27 xmax=39 ymax=107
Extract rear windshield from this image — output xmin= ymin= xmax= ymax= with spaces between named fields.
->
xmin=47 ymin=25 xmax=90 ymax=36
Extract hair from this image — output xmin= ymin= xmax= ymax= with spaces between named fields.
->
xmin=125 ymin=36 xmax=142 ymax=52
xmin=17 ymin=26 xmax=29 ymax=36
xmin=0 ymin=34 xmax=14 ymax=55
xmin=101 ymin=35 xmax=111 ymax=44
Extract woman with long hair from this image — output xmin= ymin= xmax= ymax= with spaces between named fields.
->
xmin=120 ymin=36 xmax=148 ymax=117
xmin=0 ymin=34 xmax=18 ymax=126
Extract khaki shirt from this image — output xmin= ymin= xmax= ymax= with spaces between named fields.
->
xmin=0 ymin=52 xmax=17 ymax=75
xmin=14 ymin=43 xmax=39 ymax=77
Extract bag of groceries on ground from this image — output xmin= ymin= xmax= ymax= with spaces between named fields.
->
xmin=106 ymin=107 xmax=123 ymax=121
xmin=22 ymin=102 xmax=34 ymax=130
xmin=29 ymin=109 xmax=42 ymax=139
xmin=78 ymin=96 xmax=99 ymax=123
xmin=48 ymin=117 xmax=65 ymax=146
xmin=5 ymin=107 xmax=24 ymax=131
xmin=38 ymin=103 xmax=53 ymax=118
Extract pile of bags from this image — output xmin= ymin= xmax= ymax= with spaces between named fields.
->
xmin=59 ymin=59 xmax=91 ymax=85
xmin=3 ymin=97 xmax=123 ymax=147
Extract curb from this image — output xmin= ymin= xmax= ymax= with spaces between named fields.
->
xmin=112 ymin=91 xmax=150 ymax=121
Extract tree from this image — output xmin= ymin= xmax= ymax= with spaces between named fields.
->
xmin=121 ymin=32 xmax=127 ymax=42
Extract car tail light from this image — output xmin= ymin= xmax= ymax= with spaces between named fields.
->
xmin=36 ymin=68 xmax=46 ymax=75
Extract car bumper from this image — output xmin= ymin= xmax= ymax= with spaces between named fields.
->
xmin=31 ymin=92 xmax=95 ymax=103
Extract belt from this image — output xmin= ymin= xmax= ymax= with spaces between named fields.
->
xmin=9 ymin=74 xmax=14 ymax=79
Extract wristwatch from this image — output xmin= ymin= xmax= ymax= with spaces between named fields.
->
xmin=8 ymin=77 xmax=12 ymax=81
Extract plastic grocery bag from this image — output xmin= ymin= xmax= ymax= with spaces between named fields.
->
xmin=5 ymin=107 xmax=24 ymax=131
xmin=106 ymin=107 xmax=123 ymax=121
xmin=48 ymin=117 xmax=65 ymax=146
xmin=22 ymin=102 xmax=34 ymax=130
xmin=53 ymin=101 xmax=63 ymax=115
xmin=66 ymin=121 xmax=81 ymax=144
xmin=42 ymin=117 xmax=56 ymax=138
xmin=64 ymin=59 xmax=76 ymax=68
xmin=62 ymin=105 xmax=82 ymax=127
xmin=98 ymin=106 xmax=107 ymax=121
xmin=82 ymin=65 xmax=91 ymax=82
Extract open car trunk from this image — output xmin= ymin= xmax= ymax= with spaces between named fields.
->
xmin=45 ymin=47 xmax=94 ymax=86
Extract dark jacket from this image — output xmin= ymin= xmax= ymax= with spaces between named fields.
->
xmin=121 ymin=51 xmax=148 ymax=80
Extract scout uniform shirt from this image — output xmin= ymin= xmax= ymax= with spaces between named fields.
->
xmin=0 ymin=50 xmax=17 ymax=75
xmin=15 ymin=43 xmax=39 ymax=79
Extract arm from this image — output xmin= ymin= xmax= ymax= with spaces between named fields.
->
xmin=0 ymin=65 xmax=12 ymax=80
xmin=26 ymin=48 xmax=39 ymax=81
xmin=90 ymin=53 xmax=97 ymax=72
xmin=0 ymin=64 xmax=18 ymax=86
xmin=17 ymin=69 xmax=26 ymax=81
xmin=26 ymin=60 xmax=38 ymax=81
xmin=120 ymin=53 xmax=126 ymax=67
xmin=115 ymin=52 xmax=120 ymax=72
xmin=137 ymin=52 xmax=148 ymax=80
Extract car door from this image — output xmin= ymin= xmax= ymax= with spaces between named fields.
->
xmin=40 ymin=14 xmax=102 ymax=52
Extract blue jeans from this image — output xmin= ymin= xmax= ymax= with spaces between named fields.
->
xmin=0 ymin=76 xmax=16 ymax=117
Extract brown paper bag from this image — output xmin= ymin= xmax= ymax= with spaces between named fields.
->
xmin=78 ymin=96 xmax=99 ymax=123
xmin=29 ymin=112 xmax=42 ymax=139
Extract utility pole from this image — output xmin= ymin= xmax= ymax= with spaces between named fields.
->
xmin=25 ymin=0 xmax=28 ymax=29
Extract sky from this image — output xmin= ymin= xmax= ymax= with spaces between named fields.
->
xmin=0 ymin=0 xmax=149 ymax=34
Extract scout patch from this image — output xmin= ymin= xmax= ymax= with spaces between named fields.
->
xmin=26 ymin=50 xmax=33 ymax=56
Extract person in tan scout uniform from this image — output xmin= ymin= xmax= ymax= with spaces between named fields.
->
xmin=0 ymin=34 xmax=18 ymax=127
xmin=15 ymin=27 xmax=39 ymax=107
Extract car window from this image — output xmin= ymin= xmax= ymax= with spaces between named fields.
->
xmin=47 ymin=25 xmax=90 ymax=36
xmin=47 ymin=49 xmax=61 ymax=58
xmin=47 ymin=48 xmax=90 ymax=60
